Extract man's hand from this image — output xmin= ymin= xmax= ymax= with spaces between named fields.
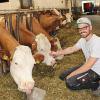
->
xmin=50 ymin=51 xmax=59 ymax=57
xmin=66 ymin=73 xmax=74 ymax=79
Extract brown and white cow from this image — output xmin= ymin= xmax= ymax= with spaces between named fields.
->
xmin=0 ymin=15 xmax=56 ymax=66
xmin=20 ymin=15 xmax=53 ymax=41
xmin=18 ymin=15 xmax=63 ymax=62
xmin=39 ymin=13 xmax=61 ymax=33
xmin=17 ymin=27 xmax=56 ymax=66
xmin=0 ymin=13 xmax=63 ymax=65
xmin=38 ymin=9 xmax=72 ymax=32
xmin=35 ymin=33 xmax=56 ymax=65
xmin=0 ymin=25 xmax=36 ymax=94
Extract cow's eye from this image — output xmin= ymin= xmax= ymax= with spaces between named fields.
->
xmin=41 ymin=49 xmax=44 ymax=51
xmin=15 ymin=62 xmax=18 ymax=65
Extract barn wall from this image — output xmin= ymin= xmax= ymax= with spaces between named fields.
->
xmin=0 ymin=0 xmax=71 ymax=11
xmin=95 ymin=0 xmax=100 ymax=6
xmin=0 ymin=0 xmax=100 ymax=11
xmin=0 ymin=0 xmax=20 ymax=10
xmin=32 ymin=0 xmax=67 ymax=9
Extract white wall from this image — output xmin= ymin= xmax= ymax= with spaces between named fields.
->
xmin=0 ymin=0 xmax=20 ymax=10
xmin=33 ymin=0 xmax=66 ymax=9
xmin=95 ymin=0 xmax=100 ymax=6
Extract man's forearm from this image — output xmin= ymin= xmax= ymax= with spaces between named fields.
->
xmin=50 ymin=45 xmax=80 ymax=57
xmin=67 ymin=65 xmax=90 ymax=79
xmin=67 ymin=57 xmax=97 ymax=79
xmin=57 ymin=46 xmax=78 ymax=55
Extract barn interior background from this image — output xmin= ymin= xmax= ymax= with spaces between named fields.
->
xmin=0 ymin=0 xmax=100 ymax=100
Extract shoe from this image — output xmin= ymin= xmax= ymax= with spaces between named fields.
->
xmin=92 ymin=83 xmax=100 ymax=96
xmin=59 ymin=70 xmax=68 ymax=81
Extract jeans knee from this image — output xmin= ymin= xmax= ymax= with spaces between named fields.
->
xmin=65 ymin=78 xmax=80 ymax=90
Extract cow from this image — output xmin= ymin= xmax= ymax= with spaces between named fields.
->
xmin=39 ymin=13 xmax=62 ymax=33
xmin=35 ymin=33 xmax=56 ymax=65
xmin=20 ymin=15 xmax=63 ymax=51
xmin=12 ymin=15 xmax=62 ymax=63
xmin=19 ymin=15 xmax=53 ymax=41
xmin=0 ymin=25 xmax=36 ymax=94
xmin=38 ymin=9 xmax=73 ymax=33
xmin=0 ymin=13 xmax=63 ymax=64
xmin=52 ymin=9 xmax=73 ymax=23
xmin=17 ymin=27 xmax=56 ymax=66
xmin=0 ymin=15 xmax=56 ymax=66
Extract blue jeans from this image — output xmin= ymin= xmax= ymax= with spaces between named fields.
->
xmin=59 ymin=64 xmax=100 ymax=90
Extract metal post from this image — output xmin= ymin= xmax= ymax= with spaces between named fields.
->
xmin=30 ymin=13 xmax=33 ymax=32
xmin=4 ymin=14 xmax=9 ymax=30
xmin=9 ymin=15 xmax=12 ymax=33
xmin=26 ymin=14 xmax=30 ymax=30
xmin=15 ymin=14 xmax=20 ymax=42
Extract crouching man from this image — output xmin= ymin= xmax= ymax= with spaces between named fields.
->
xmin=50 ymin=17 xmax=100 ymax=96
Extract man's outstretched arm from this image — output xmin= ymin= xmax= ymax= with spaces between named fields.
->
xmin=50 ymin=45 xmax=81 ymax=57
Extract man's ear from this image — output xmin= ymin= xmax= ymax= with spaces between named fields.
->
xmin=90 ymin=25 xmax=92 ymax=31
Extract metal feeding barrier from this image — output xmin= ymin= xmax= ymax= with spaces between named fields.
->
xmin=0 ymin=8 xmax=57 ymax=41
xmin=0 ymin=8 xmax=54 ymax=75
xmin=0 ymin=8 xmax=67 ymax=15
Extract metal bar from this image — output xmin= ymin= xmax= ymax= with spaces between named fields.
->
xmin=0 ymin=8 xmax=68 ymax=15
xmin=30 ymin=13 xmax=33 ymax=32
xmin=15 ymin=14 xmax=20 ymax=42
xmin=4 ymin=15 xmax=9 ymax=30
xmin=9 ymin=15 xmax=13 ymax=35
xmin=26 ymin=14 xmax=30 ymax=30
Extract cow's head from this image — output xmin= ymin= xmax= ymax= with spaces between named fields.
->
xmin=35 ymin=33 xmax=56 ymax=66
xmin=52 ymin=9 xmax=73 ymax=26
xmin=10 ymin=45 xmax=36 ymax=94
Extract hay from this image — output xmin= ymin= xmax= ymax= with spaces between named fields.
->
xmin=0 ymin=22 xmax=100 ymax=100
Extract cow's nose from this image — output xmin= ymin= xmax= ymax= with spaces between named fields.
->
xmin=18 ymin=81 xmax=35 ymax=94
xmin=51 ymin=60 xmax=56 ymax=66
xmin=25 ymin=89 xmax=32 ymax=94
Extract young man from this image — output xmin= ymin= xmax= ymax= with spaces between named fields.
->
xmin=50 ymin=17 xmax=100 ymax=95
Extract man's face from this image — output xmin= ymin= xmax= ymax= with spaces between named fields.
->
xmin=77 ymin=23 xmax=92 ymax=38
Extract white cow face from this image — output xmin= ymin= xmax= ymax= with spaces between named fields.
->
xmin=42 ymin=53 xmax=56 ymax=66
xmin=10 ymin=45 xmax=36 ymax=94
xmin=35 ymin=33 xmax=56 ymax=66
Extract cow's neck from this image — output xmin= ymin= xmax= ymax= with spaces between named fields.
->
xmin=0 ymin=26 xmax=19 ymax=55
